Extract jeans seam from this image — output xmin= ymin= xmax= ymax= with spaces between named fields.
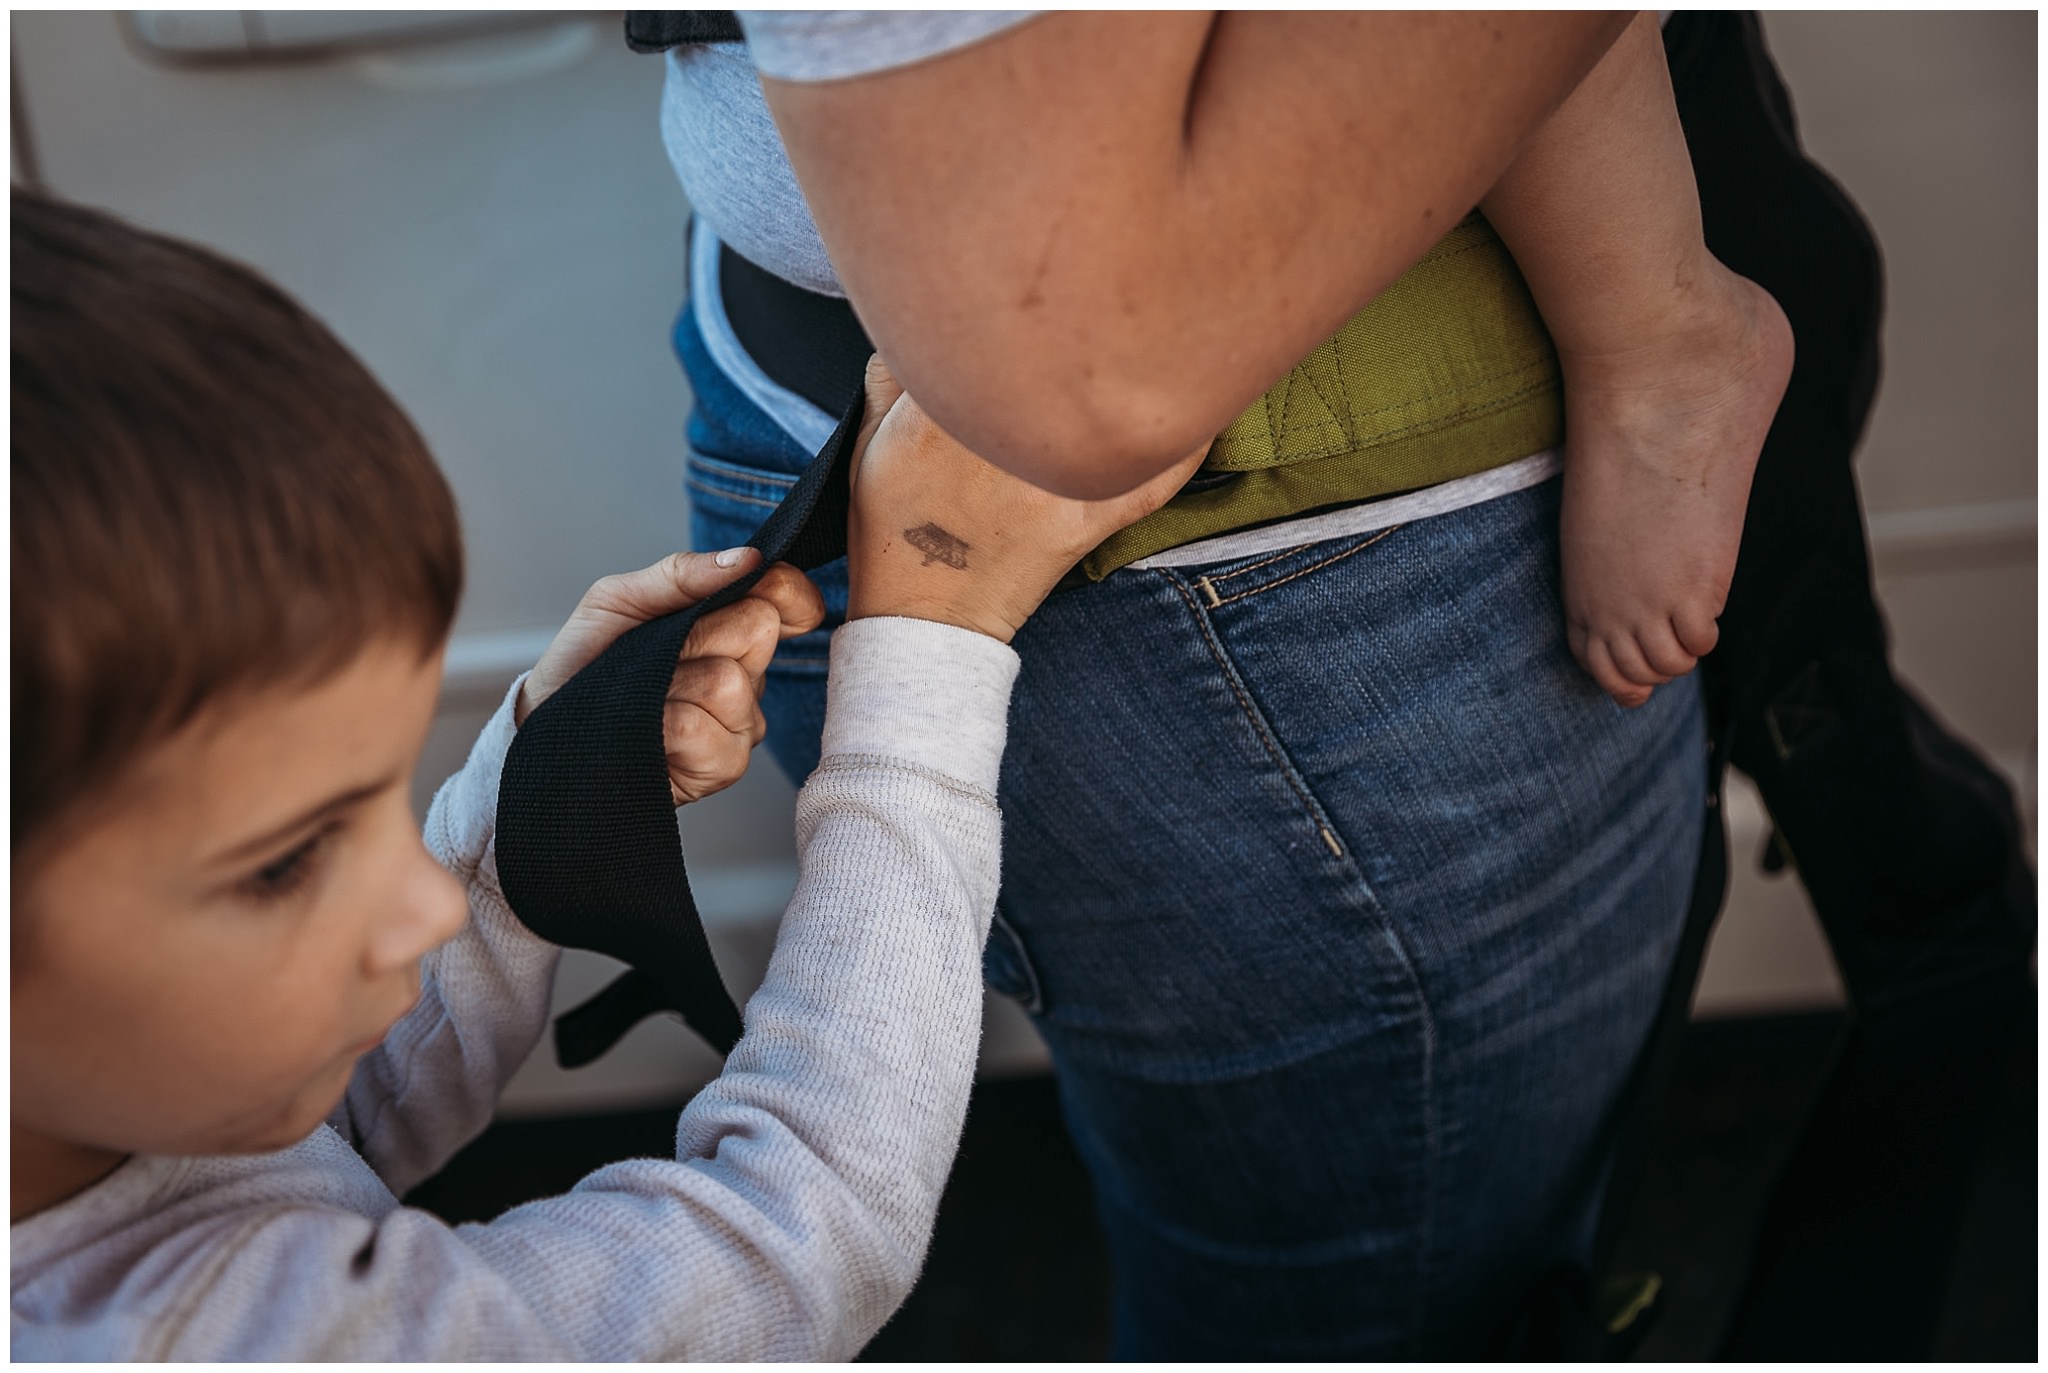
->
xmin=1161 ymin=564 xmax=1440 ymax=1331
xmin=689 ymin=451 xmax=800 ymax=486
xmin=685 ymin=476 xmax=782 ymax=510
xmin=1158 ymin=571 xmax=1349 ymax=860
xmin=1203 ymin=541 xmax=1319 ymax=587
xmin=1202 ymin=526 xmax=1404 ymax=608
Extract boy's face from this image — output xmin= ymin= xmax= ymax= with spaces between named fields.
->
xmin=12 ymin=639 xmax=468 ymax=1163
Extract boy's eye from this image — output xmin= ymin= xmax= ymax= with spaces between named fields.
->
xmin=237 ymin=824 xmax=337 ymax=904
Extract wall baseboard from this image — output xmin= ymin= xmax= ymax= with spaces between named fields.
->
xmin=1866 ymin=496 xmax=2035 ymax=557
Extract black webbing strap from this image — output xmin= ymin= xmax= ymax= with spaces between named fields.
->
xmin=495 ymin=388 xmax=865 ymax=1068
xmin=623 ymin=11 xmax=742 ymax=53
xmin=720 ymin=243 xmax=874 ymax=416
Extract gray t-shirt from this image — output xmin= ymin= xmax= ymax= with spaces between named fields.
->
xmin=660 ymin=10 xmax=1037 ymax=297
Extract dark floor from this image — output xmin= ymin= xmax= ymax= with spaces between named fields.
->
xmin=408 ymin=1009 xmax=2036 ymax=1360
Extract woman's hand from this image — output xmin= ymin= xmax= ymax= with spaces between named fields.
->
xmin=846 ymin=357 xmax=1205 ymax=642
xmin=517 ymin=551 xmax=825 ymax=804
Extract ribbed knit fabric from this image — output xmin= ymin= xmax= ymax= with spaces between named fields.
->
xmin=11 ymin=617 xmax=1019 ymax=1360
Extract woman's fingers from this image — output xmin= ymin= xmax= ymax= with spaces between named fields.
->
xmin=850 ymin=354 xmax=909 ymax=484
xmin=1092 ymin=442 xmax=1211 ymax=532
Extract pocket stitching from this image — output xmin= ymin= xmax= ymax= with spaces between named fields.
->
xmin=1160 ymin=571 xmax=1351 ymax=860
xmin=688 ymin=452 xmax=799 ymax=487
xmin=1202 ymin=525 xmax=1404 ymax=608
xmin=685 ymin=476 xmax=782 ymax=510
xmin=1203 ymin=541 xmax=1319 ymax=588
xmin=1161 ymin=563 xmax=1442 ymax=1280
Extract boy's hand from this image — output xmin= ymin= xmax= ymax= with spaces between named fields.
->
xmin=517 ymin=551 xmax=825 ymax=804
xmin=847 ymin=358 xmax=1206 ymax=641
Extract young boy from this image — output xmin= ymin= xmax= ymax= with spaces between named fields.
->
xmin=1485 ymin=11 xmax=1795 ymax=707
xmin=10 ymin=191 xmax=1196 ymax=1359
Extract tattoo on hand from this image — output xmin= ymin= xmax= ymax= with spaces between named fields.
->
xmin=904 ymin=522 xmax=971 ymax=570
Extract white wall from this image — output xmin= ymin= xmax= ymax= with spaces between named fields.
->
xmin=12 ymin=11 xmax=2034 ymax=1108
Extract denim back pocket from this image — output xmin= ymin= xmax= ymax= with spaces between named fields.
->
xmin=982 ymin=902 xmax=1045 ymax=1013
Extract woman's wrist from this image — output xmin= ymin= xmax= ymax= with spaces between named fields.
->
xmin=845 ymin=569 xmax=1034 ymax=645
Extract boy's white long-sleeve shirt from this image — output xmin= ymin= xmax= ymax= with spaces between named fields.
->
xmin=10 ymin=617 xmax=1019 ymax=1361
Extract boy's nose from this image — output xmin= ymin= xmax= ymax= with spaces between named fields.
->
xmin=368 ymin=839 xmax=469 ymax=975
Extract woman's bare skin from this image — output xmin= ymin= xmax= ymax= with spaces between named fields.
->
xmin=759 ymin=11 xmax=1635 ymax=496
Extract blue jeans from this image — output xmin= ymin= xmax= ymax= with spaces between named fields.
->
xmin=677 ymin=304 xmax=1707 ymax=1358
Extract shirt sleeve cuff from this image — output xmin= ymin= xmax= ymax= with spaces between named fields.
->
xmin=422 ymin=672 xmax=526 ymax=881
xmin=819 ymin=616 xmax=1020 ymax=794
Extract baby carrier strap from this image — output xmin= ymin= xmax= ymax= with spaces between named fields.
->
xmin=624 ymin=10 xmax=741 ymax=53
xmin=1495 ymin=11 xmax=2035 ymax=1357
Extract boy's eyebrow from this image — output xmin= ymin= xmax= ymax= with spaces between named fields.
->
xmin=207 ymin=777 xmax=396 ymax=865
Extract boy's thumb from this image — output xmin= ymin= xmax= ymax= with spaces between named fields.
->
xmin=642 ymin=547 xmax=760 ymax=610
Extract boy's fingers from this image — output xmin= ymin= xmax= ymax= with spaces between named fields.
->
xmin=747 ymin=562 xmax=827 ymax=639
xmin=588 ymin=548 xmax=764 ymax=622
xmin=682 ymin=597 xmax=784 ymax=685
xmin=664 ymin=700 xmax=761 ymax=805
xmin=522 ymin=550 xmax=793 ymax=725
xmin=667 ymin=655 xmax=762 ymax=737
xmin=664 ymin=695 xmax=763 ymax=764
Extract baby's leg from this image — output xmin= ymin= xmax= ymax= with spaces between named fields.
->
xmin=1482 ymin=12 xmax=1792 ymax=707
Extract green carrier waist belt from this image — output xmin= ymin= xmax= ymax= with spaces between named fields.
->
xmin=719 ymin=211 xmax=1563 ymax=579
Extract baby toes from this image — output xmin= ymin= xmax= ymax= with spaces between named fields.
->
xmin=1637 ymin=622 xmax=1699 ymax=681
xmin=1584 ymin=635 xmax=1655 ymax=708
xmin=1673 ymin=606 xmax=1722 ymax=659
xmin=1605 ymin=631 xmax=1673 ymax=690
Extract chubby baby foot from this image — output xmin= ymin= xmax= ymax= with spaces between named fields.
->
xmin=1559 ymin=265 xmax=1794 ymax=708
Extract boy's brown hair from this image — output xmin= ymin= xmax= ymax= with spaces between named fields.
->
xmin=12 ymin=189 xmax=464 ymax=857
